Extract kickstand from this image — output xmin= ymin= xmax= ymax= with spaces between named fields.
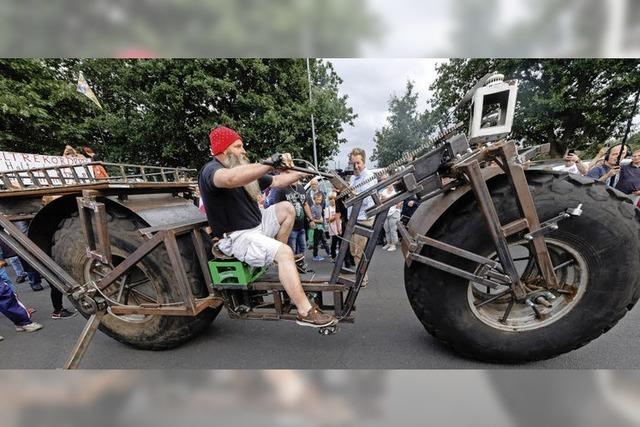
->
xmin=63 ymin=310 xmax=105 ymax=369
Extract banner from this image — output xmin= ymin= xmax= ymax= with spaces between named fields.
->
xmin=0 ymin=151 xmax=91 ymax=187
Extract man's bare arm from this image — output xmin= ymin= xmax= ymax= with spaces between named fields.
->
xmin=213 ymin=163 xmax=272 ymax=189
xmin=271 ymin=171 xmax=305 ymax=188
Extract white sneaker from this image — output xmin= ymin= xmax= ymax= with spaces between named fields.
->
xmin=387 ymin=245 xmax=397 ymax=252
xmin=15 ymin=322 xmax=43 ymax=333
xmin=0 ymin=335 xmax=4 ymax=341
xmin=382 ymin=244 xmax=390 ymax=250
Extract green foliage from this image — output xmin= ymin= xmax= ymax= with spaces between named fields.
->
xmin=0 ymin=59 xmax=356 ymax=169
xmin=430 ymin=59 xmax=640 ymax=156
xmin=372 ymin=81 xmax=436 ymax=168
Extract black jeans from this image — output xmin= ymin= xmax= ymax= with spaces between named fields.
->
xmin=330 ymin=235 xmax=340 ymax=259
xmin=313 ymin=228 xmax=330 ymax=257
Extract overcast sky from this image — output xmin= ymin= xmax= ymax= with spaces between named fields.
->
xmin=326 ymin=58 xmax=444 ymax=169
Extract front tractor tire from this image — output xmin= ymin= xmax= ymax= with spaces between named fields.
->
xmin=52 ymin=210 xmax=220 ymax=350
xmin=405 ymin=172 xmax=640 ymax=363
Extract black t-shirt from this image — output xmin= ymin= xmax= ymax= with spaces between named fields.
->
xmin=616 ymin=164 xmax=640 ymax=194
xmin=269 ymin=183 xmax=307 ymax=230
xmin=198 ymin=158 xmax=273 ymax=238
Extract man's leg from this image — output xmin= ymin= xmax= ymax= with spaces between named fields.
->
xmin=274 ymin=244 xmax=335 ymax=327
xmin=0 ymin=268 xmax=15 ymax=294
xmin=389 ymin=215 xmax=400 ymax=246
xmin=273 ymin=202 xmax=295 ymax=245
xmin=287 ymin=229 xmax=298 ymax=253
xmin=0 ymin=279 xmax=31 ymax=327
xmin=22 ymin=260 xmax=44 ymax=291
xmin=312 ymin=228 xmax=320 ymax=258
xmin=320 ymin=231 xmax=331 ymax=255
xmin=274 ymin=244 xmax=313 ymax=314
xmin=296 ymin=229 xmax=307 ymax=256
xmin=7 ymin=257 xmax=25 ymax=277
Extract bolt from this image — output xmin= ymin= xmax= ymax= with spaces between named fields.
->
xmin=535 ymin=296 xmax=553 ymax=308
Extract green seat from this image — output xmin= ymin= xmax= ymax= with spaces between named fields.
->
xmin=208 ymin=260 xmax=267 ymax=288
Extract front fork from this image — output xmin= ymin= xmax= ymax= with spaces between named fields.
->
xmin=454 ymin=140 xmax=560 ymax=301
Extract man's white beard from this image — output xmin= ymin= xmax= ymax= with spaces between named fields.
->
xmin=226 ymin=153 xmax=262 ymax=202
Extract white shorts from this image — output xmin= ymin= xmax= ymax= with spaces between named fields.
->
xmin=217 ymin=205 xmax=283 ymax=267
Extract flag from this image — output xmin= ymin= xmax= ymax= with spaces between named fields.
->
xmin=76 ymin=71 xmax=103 ymax=109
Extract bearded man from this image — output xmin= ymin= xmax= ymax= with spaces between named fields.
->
xmin=198 ymin=126 xmax=337 ymax=328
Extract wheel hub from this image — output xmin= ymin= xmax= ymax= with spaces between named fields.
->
xmin=468 ymin=239 xmax=588 ymax=332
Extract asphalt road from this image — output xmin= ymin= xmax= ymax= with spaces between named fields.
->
xmin=2 ymin=246 xmax=639 ymax=369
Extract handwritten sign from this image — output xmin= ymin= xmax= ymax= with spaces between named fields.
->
xmin=0 ymin=151 xmax=92 ymax=187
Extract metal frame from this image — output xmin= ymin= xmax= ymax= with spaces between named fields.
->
xmin=0 ymin=161 xmax=195 ymax=192
xmin=0 ymin=126 xmax=562 ymax=369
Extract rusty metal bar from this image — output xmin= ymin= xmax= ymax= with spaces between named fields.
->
xmin=497 ymin=142 xmax=560 ymax=289
xmin=108 ymin=296 xmax=223 ymax=316
xmin=0 ymin=215 xmax=81 ymax=293
xmin=250 ymin=282 xmax=351 ymax=292
xmin=82 ymin=165 xmax=93 ymax=183
xmin=353 ymin=224 xmax=373 ymax=239
xmin=340 ymin=210 xmax=388 ymax=316
xmin=69 ymin=166 xmax=80 ymax=183
xmin=233 ymin=311 xmax=355 ymax=323
xmin=26 ymin=170 xmax=39 ymax=187
xmin=190 ymin=228 xmax=214 ymax=292
xmin=333 ymin=291 xmax=343 ymax=316
xmin=415 ymin=234 xmax=500 ymax=268
xmin=77 ymin=196 xmax=113 ymax=265
xmin=97 ymin=232 xmax=165 ymax=291
xmin=43 ymin=170 xmax=54 ymax=186
xmin=329 ymin=199 xmax=363 ymax=285
xmin=501 ymin=218 xmax=529 ymax=237
xmin=139 ymin=218 xmax=207 ymax=238
xmin=64 ymin=310 xmax=105 ymax=370
xmin=0 ymin=173 xmax=12 ymax=189
xmin=462 ymin=160 xmax=526 ymax=299
xmin=15 ymin=172 xmax=26 ymax=188
xmin=54 ymin=167 xmax=64 ymax=185
xmin=77 ymin=198 xmax=96 ymax=252
xmin=164 ymin=230 xmax=197 ymax=313
xmin=273 ymin=291 xmax=283 ymax=314
xmin=408 ymin=253 xmax=504 ymax=289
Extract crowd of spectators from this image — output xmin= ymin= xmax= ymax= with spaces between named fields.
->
xmin=550 ymin=142 xmax=640 ymax=205
xmin=256 ymin=148 xmax=422 ymax=279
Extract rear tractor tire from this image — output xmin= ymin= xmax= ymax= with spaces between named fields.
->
xmin=52 ymin=210 xmax=220 ymax=350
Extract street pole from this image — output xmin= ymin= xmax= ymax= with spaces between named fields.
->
xmin=306 ymin=58 xmax=319 ymax=170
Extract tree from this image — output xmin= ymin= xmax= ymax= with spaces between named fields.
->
xmin=0 ymin=59 xmax=356 ymax=169
xmin=430 ymin=59 xmax=640 ymax=156
xmin=372 ymin=81 xmax=435 ymax=167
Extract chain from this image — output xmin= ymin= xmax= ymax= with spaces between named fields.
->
xmin=336 ymin=122 xmax=463 ymax=200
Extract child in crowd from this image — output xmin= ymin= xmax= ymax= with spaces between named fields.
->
xmin=310 ymin=193 xmax=331 ymax=261
xmin=324 ymin=192 xmax=342 ymax=261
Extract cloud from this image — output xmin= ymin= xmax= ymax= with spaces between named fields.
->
xmin=327 ymin=58 xmax=443 ymax=168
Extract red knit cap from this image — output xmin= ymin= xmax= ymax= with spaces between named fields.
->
xmin=209 ymin=126 xmax=242 ymax=155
